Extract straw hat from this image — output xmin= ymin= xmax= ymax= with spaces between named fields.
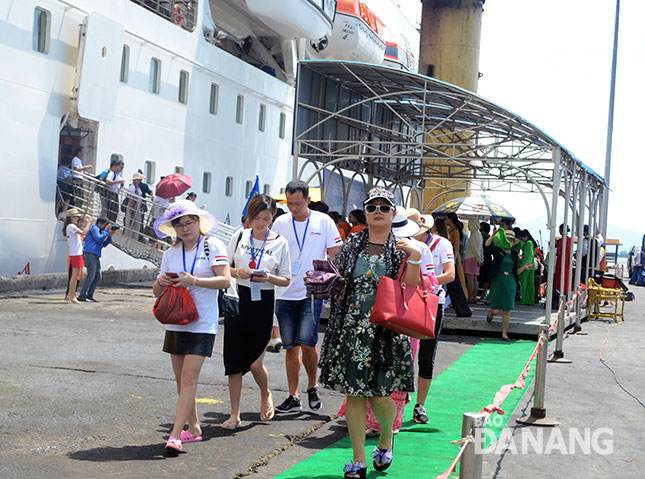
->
xmin=406 ymin=207 xmax=434 ymax=234
xmin=132 ymin=172 xmax=145 ymax=181
xmin=153 ymin=200 xmax=217 ymax=239
xmin=505 ymin=229 xmax=517 ymax=244
xmin=391 ymin=206 xmax=421 ymax=238
xmin=66 ymin=208 xmax=82 ymax=218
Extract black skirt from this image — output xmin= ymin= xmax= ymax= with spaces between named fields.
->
xmin=223 ymin=285 xmax=274 ymax=375
xmin=163 ymin=331 xmax=215 ymax=357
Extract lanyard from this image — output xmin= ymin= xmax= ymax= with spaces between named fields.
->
xmin=182 ymin=235 xmax=202 ymax=275
xmin=292 ymin=212 xmax=311 ymax=257
xmin=249 ymin=229 xmax=270 ymax=269
xmin=425 ymin=233 xmax=432 ymax=245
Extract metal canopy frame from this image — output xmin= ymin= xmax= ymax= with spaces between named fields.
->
xmin=292 ymin=60 xmax=609 ymax=335
xmin=292 ymin=60 xmax=606 ymax=208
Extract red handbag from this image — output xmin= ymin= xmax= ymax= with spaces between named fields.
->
xmin=369 ymin=259 xmax=438 ymax=339
xmin=153 ymin=286 xmax=199 ymax=325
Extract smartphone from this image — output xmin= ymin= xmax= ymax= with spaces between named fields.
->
xmin=250 ymin=269 xmax=268 ymax=282
xmin=166 ymin=272 xmax=179 ymax=278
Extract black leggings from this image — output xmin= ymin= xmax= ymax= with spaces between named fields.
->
xmin=417 ymin=307 xmax=444 ymax=379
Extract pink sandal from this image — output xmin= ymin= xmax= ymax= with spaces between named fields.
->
xmin=165 ymin=436 xmax=182 ymax=454
xmin=180 ymin=430 xmax=203 ymax=443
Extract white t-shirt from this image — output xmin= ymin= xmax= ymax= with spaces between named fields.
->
xmin=66 ymin=224 xmax=83 ymax=256
xmin=272 ymin=210 xmax=343 ymax=300
xmin=71 ymin=156 xmax=83 ymax=179
xmin=158 ymin=236 xmax=228 ymax=334
xmin=106 ymin=170 xmax=122 ymax=193
xmin=227 ymin=229 xmax=292 ymax=290
xmin=410 ymin=238 xmax=434 ymax=276
xmin=128 ymin=183 xmax=142 ymax=206
xmin=427 ymin=234 xmax=454 ymax=305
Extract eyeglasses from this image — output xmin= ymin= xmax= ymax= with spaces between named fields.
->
xmin=365 ymin=204 xmax=394 ymax=214
xmin=173 ymin=219 xmax=196 ymax=230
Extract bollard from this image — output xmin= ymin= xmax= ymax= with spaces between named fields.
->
xmin=459 ymin=412 xmax=486 ymax=479
xmin=517 ymin=324 xmax=560 ymax=426
xmin=548 ymin=296 xmax=572 ymax=363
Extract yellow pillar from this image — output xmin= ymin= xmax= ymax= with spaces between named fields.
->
xmin=419 ymin=0 xmax=484 ymax=212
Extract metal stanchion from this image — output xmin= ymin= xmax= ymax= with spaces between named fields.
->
xmin=548 ymin=296 xmax=572 ymax=363
xmin=517 ymin=324 xmax=560 ymax=426
xmin=459 ymin=413 xmax=486 ymax=479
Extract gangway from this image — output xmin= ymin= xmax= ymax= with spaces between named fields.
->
xmin=56 ymin=170 xmax=235 ymax=267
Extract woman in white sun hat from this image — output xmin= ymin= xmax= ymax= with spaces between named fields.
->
xmin=152 ymin=200 xmax=231 ymax=455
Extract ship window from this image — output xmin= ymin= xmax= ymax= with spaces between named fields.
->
xmin=120 ymin=45 xmax=130 ymax=83
xmin=258 ymin=104 xmax=266 ymax=132
xmin=385 ymin=45 xmax=398 ymax=58
xmin=236 ymin=95 xmax=244 ymax=124
xmin=174 ymin=166 xmax=184 ymax=174
xmin=279 ymin=113 xmax=286 ymax=139
xmin=144 ymin=160 xmax=156 ymax=184
xmin=33 ymin=7 xmax=51 ymax=54
xmin=263 ymin=184 xmax=270 ymax=195
xmin=209 ymin=83 xmax=219 ymax=115
xmin=245 ymin=180 xmax=254 ymax=198
xmin=225 ymin=176 xmax=233 ymax=197
xmin=203 ymin=172 xmax=211 ymax=194
xmin=178 ymin=70 xmax=189 ymax=104
xmin=149 ymin=57 xmax=161 ymax=94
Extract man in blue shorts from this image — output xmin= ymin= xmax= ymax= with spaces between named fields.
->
xmin=272 ymin=181 xmax=342 ymax=413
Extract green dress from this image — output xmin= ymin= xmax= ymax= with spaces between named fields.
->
xmin=490 ymin=253 xmax=516 ymax=311
xmin=517 ymin=240 xmax=535 ymax=305
xmin=319 ymin=251 xmax=413 ymax=397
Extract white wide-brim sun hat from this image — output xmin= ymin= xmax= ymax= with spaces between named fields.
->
xmin=391 ymin=206 xmax=420 ymax=238
xmin=153 ymin=200 xmax=217 ymax=239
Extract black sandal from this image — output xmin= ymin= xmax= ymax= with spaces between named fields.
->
xmin=372 ymin=435 xmax=395 ymax=471
xmin=343 ymin=460 xmax=366 ymax=478
xmin=486 ymin=310 xmax=494 ymax=323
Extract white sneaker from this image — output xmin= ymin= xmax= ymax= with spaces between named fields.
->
xmin=268 ymin=338 xmax=282 ymax=352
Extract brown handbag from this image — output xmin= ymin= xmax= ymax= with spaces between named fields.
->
xmin=369 ymin=259 xmax=438 ymax=339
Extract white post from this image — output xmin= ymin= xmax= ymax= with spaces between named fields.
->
xmin=459 ymin=413 xmax=486 ymax=479
xmin=574 ymin=175 xmax=588 ymax=332
xmin=543 ymin=148 xmax=561 ymax=331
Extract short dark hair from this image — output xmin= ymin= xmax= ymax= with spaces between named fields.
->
xmin=75 ymin=147 xmax=84 ymax=156
xmin=186 ymin=192 xmax=196 ymax=200
xmin=285 ymin=180 xmax=308 ymax=198
xmin=309 ymin=201 xmax=329 ymax=214
xmin=480 ymin=222 xmax=491 ymax=234
xmin=349 ymin=209 xmax=366 ymax=225
xmin=247 ymin=194 xmax=277 ymax=221
xmin=110 ymin=157 xmax=123 ymax=168
xmin=96 ymin=217 xmax=109 ymax=226
xmin=171 ymin=214 xmax=199 ymax=227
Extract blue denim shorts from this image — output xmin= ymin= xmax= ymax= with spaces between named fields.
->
xmin=275 ymin=298 xmax=323 ymax=349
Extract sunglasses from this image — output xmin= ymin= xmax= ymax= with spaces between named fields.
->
xmin=365 ymin=204 xmax=394 ymax=214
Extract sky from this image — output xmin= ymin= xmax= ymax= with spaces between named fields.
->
xmin=397 ymin=0 xmax=644 ymax=250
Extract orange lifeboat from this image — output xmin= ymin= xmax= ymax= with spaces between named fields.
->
xmin=309 ymin=0 xmax=386 ymax=64
xmin=383 ymin=34 xmax=417 ymax=72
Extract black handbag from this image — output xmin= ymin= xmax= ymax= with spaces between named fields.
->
xmin=205 ymin=232 xmax=242 ymax=318
xmin=515 ymin=280 xmax=522 ymax=302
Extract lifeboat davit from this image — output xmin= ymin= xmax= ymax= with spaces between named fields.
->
xmin=246 ymin=0 xmax=335 ymax=40
xmin=309 ymin=0 xmax=386 ymax=64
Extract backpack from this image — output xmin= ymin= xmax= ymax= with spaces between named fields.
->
xmin=94 ymin=169 xmax=110 ymax=192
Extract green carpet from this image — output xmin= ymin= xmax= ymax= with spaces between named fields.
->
xmin=275 ymin=338 xmax=537 ymax=479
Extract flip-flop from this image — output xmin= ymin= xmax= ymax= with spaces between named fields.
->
xmin=221 ymin=418 xmax=242 ymax=430
xmin=180 ymin=430 xmax=203 ymax=443
xmin=165 ymin=436 xmax=182 ymax=454
xmin=260 ymin=392 xmax=275 ymax=422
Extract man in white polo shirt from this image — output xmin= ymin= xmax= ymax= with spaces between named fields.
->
xmin=272 ymin=180 xmax=342 ymax=413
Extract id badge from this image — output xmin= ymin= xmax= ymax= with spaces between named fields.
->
xmin=291 ymin=259 xmax=302 ymax=276
xmin=250 ymin=283 xmax=262 ymax=302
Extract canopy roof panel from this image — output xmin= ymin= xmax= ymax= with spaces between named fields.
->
xmin=292 ymin=60 xmax=606 ymax=197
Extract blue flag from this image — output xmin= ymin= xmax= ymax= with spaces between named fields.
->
xmin=242 ymin=175 xmax=261 ymax=216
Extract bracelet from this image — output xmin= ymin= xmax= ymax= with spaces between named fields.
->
xmin=407 ymin=258 xmax=422 ymax=265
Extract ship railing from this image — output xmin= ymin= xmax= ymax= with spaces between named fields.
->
xmin=57 ymin=168 xmax=235 ymax=267
xmin=129 ymin=0 xmax=197 ymax=32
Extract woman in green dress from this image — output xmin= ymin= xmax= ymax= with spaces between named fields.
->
xmin=485 ymin=227 xmax=519 ymax=340
xmin=516 ymin=229 xmax=536 ymax=305
xmin=318 ymin=187 xmax=422 ymax=479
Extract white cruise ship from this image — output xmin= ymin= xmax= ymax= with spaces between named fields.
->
xmin=0 ymin=0 xmax=419 ymax=276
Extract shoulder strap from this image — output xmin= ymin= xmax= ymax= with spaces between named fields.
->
xmin=429 ymin=237 xmax=441 ymax=252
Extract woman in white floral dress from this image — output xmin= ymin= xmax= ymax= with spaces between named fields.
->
xmin=318 ymin=187 xmax=422 ymax=479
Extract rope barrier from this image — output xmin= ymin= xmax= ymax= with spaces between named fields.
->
xmin=599 ymin=322 xmax=624 ymax=362
xmin=434 ymin=335 xmax=542 ymax=478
